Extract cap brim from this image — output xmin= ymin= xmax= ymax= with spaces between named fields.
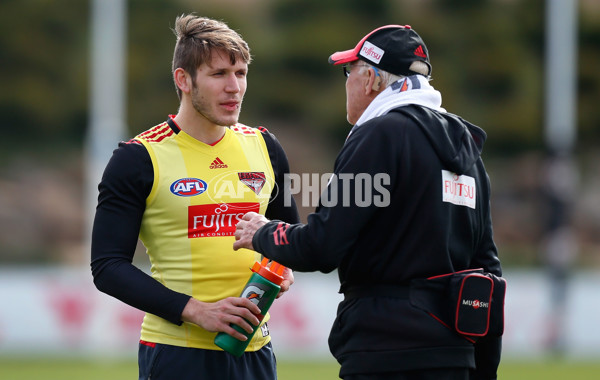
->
xmin=328 ymin=49 xmax=360 ymax=65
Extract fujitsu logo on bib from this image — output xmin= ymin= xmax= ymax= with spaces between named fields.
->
xmin=188 ymin=202 xmax=260 ymax=238
xmin=170 ymin=178 xmax=208 ymax=197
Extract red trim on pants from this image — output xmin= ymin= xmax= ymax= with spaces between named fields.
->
xmin=140 ymin=340 xmax=156 ymax=348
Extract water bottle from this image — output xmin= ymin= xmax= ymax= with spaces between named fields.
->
xmin=214 ymin=258 xmax=285 ymax=356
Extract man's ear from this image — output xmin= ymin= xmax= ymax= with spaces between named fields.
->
xmin=174 ymin=68 xmax=192 ymax=94
xmin=371 ymin=74 xmax=382 ymax=91
xmin=364 ymin=68 xmax=382 ymax=94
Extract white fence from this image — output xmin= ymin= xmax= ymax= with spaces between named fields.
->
xmin=0 ymin=267 xmax=598 ymax=360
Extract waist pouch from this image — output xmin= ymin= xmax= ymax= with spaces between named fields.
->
xmin=410 ymin=269 xmax=506 ymax=338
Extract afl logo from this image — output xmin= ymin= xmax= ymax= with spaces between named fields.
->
xmin=170 ymin=178 xmax=208 ymax=197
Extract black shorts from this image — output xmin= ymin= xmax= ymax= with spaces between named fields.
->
xmin=138 ymin=341 xmax=277 ymax=380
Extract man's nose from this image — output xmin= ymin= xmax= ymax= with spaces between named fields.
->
xmin=224 ymin=74 xmax=241 ymax=93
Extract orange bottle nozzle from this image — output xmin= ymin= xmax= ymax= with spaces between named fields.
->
xmin=252 ymin=258 xmax=286 ymax=286
xmin=275 ymin=263 xmax=285 ymax=276
xmin=270 ymin=262 xmax=279 ymax=273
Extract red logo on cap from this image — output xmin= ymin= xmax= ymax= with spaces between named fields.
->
xmin=414 ymin=45 xmax=427 ymax=58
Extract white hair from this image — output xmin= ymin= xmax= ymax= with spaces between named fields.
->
xmin=360 ymin=60 xmax=431 ymax=88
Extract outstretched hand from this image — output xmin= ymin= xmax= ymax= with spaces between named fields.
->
xmin=233 ymin=212 xmax=269 ymax=251
xmin=233 ymin=212 xmax=294 ymax=298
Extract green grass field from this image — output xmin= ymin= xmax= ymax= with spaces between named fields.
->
xmin=1 ymin=357 xmax=600 ymax=379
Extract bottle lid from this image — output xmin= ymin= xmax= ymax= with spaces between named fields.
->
xmin=252 ymin=258 xmax=285 ymax=286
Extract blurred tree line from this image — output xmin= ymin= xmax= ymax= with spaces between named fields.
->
xmin=0 ymin=0 xmax=599 ymax=265
xmin=1 ymin=0 xmax=598 ymax=157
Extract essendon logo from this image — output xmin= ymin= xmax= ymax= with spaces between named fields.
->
xmin=188 ymin=202 xmax=259 ymax=238
xmin=273 ymin=222 xmax=290 ymax=246
xmin=238 ymin=172 xmax=266 ymax=195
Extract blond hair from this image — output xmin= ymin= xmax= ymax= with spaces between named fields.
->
xmin=172 ymin=14 xmax=252 ymax=99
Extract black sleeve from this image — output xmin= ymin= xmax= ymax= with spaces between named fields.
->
xmin=261 ymin=130 xmax=300 ymax=224
xmin=90 ymin=141 xmax=191 ymax=325
xmin=253 ymin=120 xmax=393 ymax=272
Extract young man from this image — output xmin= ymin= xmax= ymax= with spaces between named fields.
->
xmin=234 ymin=25 xmax=503 ymax=379
xmin=91 ymin=14 xmax=299 ymax=380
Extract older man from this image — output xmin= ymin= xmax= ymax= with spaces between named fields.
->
xmin=234 ymin=25 xmax=503 ymax=380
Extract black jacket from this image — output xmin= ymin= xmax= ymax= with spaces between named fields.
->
xmin=253 ymin=105 xmax=502 ymax=378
